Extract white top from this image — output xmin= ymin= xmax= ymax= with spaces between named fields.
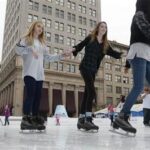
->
xmin=16 ymin=38 xmax=63 ymax=81
xmin=142 ymin=93 xmax=150 ymax=109
xmin=127 ymin=42 xmax=150 ymax=61
xmin=115 ymin=102 xmax=124 ymax=113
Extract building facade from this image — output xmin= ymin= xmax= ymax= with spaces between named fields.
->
xmin=0 ymin=0 xmax=132 ymax=116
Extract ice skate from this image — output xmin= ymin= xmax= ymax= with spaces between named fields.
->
xmin=77 ymin=117 xmax=85 ymax=130
xmin=110 ymin=113 xmax=136 ymax=136
xmin=84 ymin=117 xmax=99 ymax=132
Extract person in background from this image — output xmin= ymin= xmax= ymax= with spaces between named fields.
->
xmin=140 ymin=87 xmax=150 ymax=126
xmin=4 ymin=105 xmax=10 ymax=126
xmin=108 ymin=103 xmax=115 ymax=126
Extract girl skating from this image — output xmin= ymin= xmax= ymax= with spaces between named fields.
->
xmin=113 ymin=0 xmax=150 ymax=134
xmin=16 ymin=21 xmax=69 ymax=131
xmin=69 ymin=22 xmax=122 ymax=131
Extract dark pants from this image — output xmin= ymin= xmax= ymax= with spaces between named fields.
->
xmin=23 ymin=76 xmax=43 ymax=116
xmin=143 ymin=108 xmax=150 ymax=125
xmin=80 ymin=69 xmax=96 ymax=114
xmin=4 ymin=116 xmax=9 ymax=125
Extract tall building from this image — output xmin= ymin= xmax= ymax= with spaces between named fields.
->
xmin=0 ymin=0 xmax=132 ymax=116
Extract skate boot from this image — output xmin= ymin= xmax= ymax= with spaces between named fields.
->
xmin=32 ymin=116 xmax=46 ymax=130
xmin=114 ymin=113 xmax=137 ymax=134
xmin=20 ymin=115 xmax=37 ymax=130
xmin=84 ymin=117 xmax=99 ymax=131
xmin=77 ymin=117 xmax=85 ymax=130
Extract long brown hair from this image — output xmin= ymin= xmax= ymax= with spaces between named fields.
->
xmin=91 ymin=22 xmax=109 ymax=54
xmin=23 ymin=21 xmax=46 ymax=46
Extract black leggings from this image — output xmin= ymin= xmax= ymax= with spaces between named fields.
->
xmin=80 ymin=69 xmax=96 ymax=114
xmin=23 ymin=76 xmax=43 ymax=116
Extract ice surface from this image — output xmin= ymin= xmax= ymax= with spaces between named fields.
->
xmin=0 ymin=117 xmax=150 ymax=150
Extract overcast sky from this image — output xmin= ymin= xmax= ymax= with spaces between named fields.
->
xmin=0 ymin=0 xmax=137 ymax=61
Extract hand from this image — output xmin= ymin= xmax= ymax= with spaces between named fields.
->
xmin=62 ymin=50 xmax=72 ymax=57
xmin=124 ymin=67 xmax=129 ymax=74
xmin=32 ymin=50 xmax=38 ymax=59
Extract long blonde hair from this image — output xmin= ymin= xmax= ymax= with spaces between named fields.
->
xmin=23 ymin=21 xmax=46 ymax=46
xmin=91 ymin=22 xmax=109 ymax=54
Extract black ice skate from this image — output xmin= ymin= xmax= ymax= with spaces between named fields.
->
xmin=84 ymin=117 xmax=99 ymax=132
xmin=110 ymin=113 xmax=137 ymax=136
xmin=20 ymin=116 xmax=45 ymax=132
xmin=32 ymin=116 xmax=46 ymax=131
xmin=77 ymin=117 xmax=85 ymax=130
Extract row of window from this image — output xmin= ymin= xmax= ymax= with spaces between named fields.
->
xmin=44 ymin=61 xmax=76 ymax=73
xmin=105 ymin=74 xmax=132 ymax=84
xmin=28 ymin=12 xmax=96 ymax=28
xmin=105 ymin=63 xmax=124 ymax=72
xmin=29 ymin=0 xmax=97 ymax=17
xmin=106 ymin=85 xmax=130 ymax=95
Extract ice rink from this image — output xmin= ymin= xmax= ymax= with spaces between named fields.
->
xmin=0 ymin=117 xmax=150 ymax=150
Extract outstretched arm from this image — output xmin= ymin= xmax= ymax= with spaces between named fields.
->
xmin=107 ymin=46 xmax=122 ymax=59
xmin=16 ymin=39 xmax=33 ymax=56
xmin=43 ymin=47 xmax=65 ymax=62
xmin=72 ymin=35 xmax=91 ymax=57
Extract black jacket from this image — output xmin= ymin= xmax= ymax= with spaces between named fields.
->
xmin=73 ymin=35 xmax=122 ymax=73
xmin=125 ymin=11 xmax=150 ymax=68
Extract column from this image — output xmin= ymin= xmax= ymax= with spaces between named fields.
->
xmin=62 ymin=83 xmax=67 ymax=107
xmin=75 ymin=85 xmax=79 ymax=117
xmin=13 ymin=79 xmax=24 ymax=116
xmin=48 ymin=82 xmax=53 ymax=115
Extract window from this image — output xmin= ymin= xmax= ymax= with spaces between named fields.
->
xmin=42 ymin=18 xmax=46 ymax=26
xmin=28 ymin=14 xmax=32 ymax=22
xmin=130 ymin=78 xmax=133 ymax=84
xmin=53 ymin=62 xmax=58 ymax=70
xmin=105 ymin=55 xmax=111 ymax=59
xmin=123 ymin=87 xmax=129 ymax=95
xmin=115 ymin=65 xmax=121 ymax=72
xmin=47 ymin=19 xmax=51 ymax=28
xmin=34 ymin=2 xmax=39 ymax=11
xmin=89 ymin=19 xmax=96 ymax=27
xmin=59 ymin=63 xmax=63 ymax=71
xmin=54 ymin=48 xmax=59 ymax=54
xmin=33 ymin=15 xmax=38 ymax=20
xmin=67 ymin=13 xmax=76 ymax=22
xmin=116 ymin=87 xmax=122 ymax=94
xmin=66 ymin=64 xmax=71 ymax=72
xmin=55 ymin=22 xmax=64 ymax=31
xmin=71 ymin=65 xmax=76 ymax=73
xmin=68 ymin=0 xmax=76 ymax=10
xmin=106 ymin=97 xmax=113 ymax=105
xmin=105 ymin=74 xmax=112 ymax=81
xmin=105 ymin=63 xmax=111 ymax=70
xmin=56 ymin=9 xmax=64 ymax=19
xmin=115 ymin=75 xmax=121 ymax=83
xmin=123 ymin=77 xmax=129 ymax=84
xmin=78 ymin=5 xmax=86 ymax=14
xmin=29 ymin=1 xmax=39 ymax=11
xmin=89 ymin=0 xmax=96 ymax=6
xmin=29 ymin=0 xmax=33 ymax=10
xmin=106 ymin=85 xmax=112 ymax=93
xmin=67 ymin=38 xmax=76 ymax=46
xmin=43 ymin=5 xmax=47 ymax=14
xmin=46 ymin=32 xmax=51 ymax=42
xmin=89 ymin=8 xmax=96 ymax=17
xmin=48 ymin=6 xmax=52 ymax=15
xmin=78 ymin=28 xmax=87 ymax=37
xmin=55 ymin=34 xmax=64 ymax=44
xmin=56 ymin=0 xmax=64 ymax=6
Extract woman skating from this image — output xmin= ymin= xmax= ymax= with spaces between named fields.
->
xmin=114 ymin=0 xmax=150 ymax=134
xmin=16 ymin=21 xmax=69 ymax=130
xmin=70 ymin=22 xmax=122 ymax=131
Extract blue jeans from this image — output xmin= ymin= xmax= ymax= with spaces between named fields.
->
xmin=121 ymin=57 xmax=150 ymax=115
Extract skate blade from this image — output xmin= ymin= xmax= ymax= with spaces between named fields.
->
xmin=78 ymin=128 xmax=98 ymax=133
xmin=109 ymin=129 xmax=136 ymax=137
xmin=19 ymin=129 xmax=46 ymax=134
